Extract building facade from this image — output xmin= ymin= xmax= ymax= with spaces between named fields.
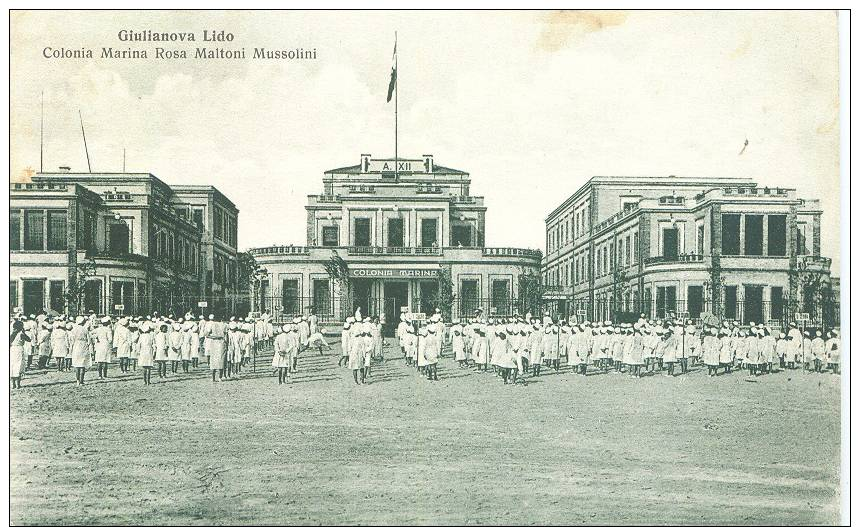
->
xmin=542 ymin=176 xmax=837 ymax=328
xmin=250 ymin=154 xmax=542 ymax=333
xmin=10 ymin=170 xmax=239 ymax=317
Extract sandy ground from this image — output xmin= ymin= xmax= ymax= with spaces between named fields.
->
xmin=10 ymin=338 xmax=841 ymax=525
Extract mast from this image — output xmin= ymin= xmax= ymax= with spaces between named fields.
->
xmin=79 ymin=109 xmax=91 ymax=173
xmin=394 ymin=31 xmax=398 ymax=181
xmin=40 ymin=90 xmax=44 ymax=172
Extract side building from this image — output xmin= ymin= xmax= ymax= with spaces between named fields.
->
xmin=10 ymin=170 xmax=240 ymax=317
xmin=541 ymin=176 xmax=837 ymax=328
xmin=249 ymin=154 xmax=542 ymax=334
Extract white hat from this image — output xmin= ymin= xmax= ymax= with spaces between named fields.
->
xmin=208 ymin=314 xmax=215 ymax=320
xmin=101 ymin=316 xmax=111 ymax=324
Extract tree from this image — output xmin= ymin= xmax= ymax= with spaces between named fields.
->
xmin=518 ymin=270 xmax=544 ymax=316
xmin=238 ymin=251 xmax=261 ymax=292
xmin=323 ymin=250 xmax=350 ymax=319
xmin=800 ymin=272 xmax=837 ymax=329
xmin=434 ymin=265 xmax=456 ymax=319
xmin=64 ymin=257 xmax=97 ymax=315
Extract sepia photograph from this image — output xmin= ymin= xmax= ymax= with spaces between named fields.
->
xmin=8 ymin=8 xmax=848 ymax=525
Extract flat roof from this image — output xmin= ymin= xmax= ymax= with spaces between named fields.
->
xmin=544 ymin=175 xmax=758 ymax=222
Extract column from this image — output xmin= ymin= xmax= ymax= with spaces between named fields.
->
xmin=739 ymin=214 xmax=746 ymax=255
xmin=762 ymin=215 xmax=769 ymax=256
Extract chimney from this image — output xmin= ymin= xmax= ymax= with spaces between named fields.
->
xmin=422 ymin=154 xmax=433 ymax=174
xmin=360 ymin=154 xmax=371 ymax=173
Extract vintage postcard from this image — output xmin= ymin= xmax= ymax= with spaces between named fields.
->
xmin=8 ymin=9 xmax=847 ymax=525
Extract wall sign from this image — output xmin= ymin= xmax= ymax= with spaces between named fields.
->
xmin=349 ymin=269 xmax=439 ymax=279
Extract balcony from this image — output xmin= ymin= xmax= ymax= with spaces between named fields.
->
xmin=798 ymin=255 xmax=832 ymax=273
xmin=482 ymin=247 xmax=542 ymax=259
xmin=249 ymin=245 xmax=542 ymax=265
xmin=644 ymin=253 xmax=705 ymax=267
xmin=347 ymin=246 xmax=442 ymax=256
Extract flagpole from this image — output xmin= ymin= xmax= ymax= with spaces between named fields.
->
xmin=394 ymin=31 xmax=398 ymax=181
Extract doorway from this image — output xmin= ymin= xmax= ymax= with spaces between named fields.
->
xmin=22 ymin=279 xmax=44 ymax=315
xmin=744 ymin=285 xmax=764 ymax=325
xmin=383 ymin=281 xmax=408 ymax=336
xmin=353 ymin=279 xmax=374 ymax=319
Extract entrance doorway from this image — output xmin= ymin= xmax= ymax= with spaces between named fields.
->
xmin=419 ymin=281 xmax=438 ymax=315
xmin=744 ymin=285 xmax=764 ymax=325
xmin=22 ymin=279 xmax=44 ymax=315
xmin=353 ymin=279 xmax=373 ymax=319
xmin=383 ymin=281 xmax=408 ymax=337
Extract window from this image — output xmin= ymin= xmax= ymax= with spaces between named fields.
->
xmin=78 ymin=211 xmax=96 ymax=252
xmin=662 ymin=227 xmax=679 ymax=259
xmin=45 ymin=211 xmax=67 ymax=251
xmin=767 ymin=215 xmax=786 ymax=256
xmin=388 ymin=218 xmax=405 ymax=247
xmin=622 ymin=237 xmax=629 ymax=266
xmin=354 ymin=218 xmax=371 ymax=247
xmin=10 ymin=281 xmax=18 ymax=308
xmin=744 ymin=215 xmax=763 ymax=255
xmin=214 ymin=208 xmax=223 ymax=241
xmin=10 ymin=210 xmax=21 ymax=250
xmin=492 ymin=280 xmax=510 ymax=314
xmin=175 ymin=207 xmax=188 ymax=220
xmin=633 ymin=233 xmax=639 ymax=264
xmin=603 ymin=246 xmax=608 ymax=275
xmin=313 ymin=279 xmax=331 ymax=314
xmin=84 ymin=280 xmax=102 ymax=314
xmin=322 ymin=226 xmax=339 ymax=247
xmin=687 ymin=286 xmax=704 ymax=319
xmin=192 ymin=208 xmax=205 ymax=231
xmin=697 ymin=223 xmax=705 ymax=255
xmin=460 ymin=279 xmax=479 ymax=316
xmin=796 ymin=224 xmax=808 ymax=255
xmin=722 ymin=214 xmax=741 ymax=255
xmin=108 ymin=223 xmax=129 ymax=255
xmin=771 ymin=286 xmax=784 ymax=320
xmin=282 ymin=279 xmax=299 ymax=313
xmin=623 ymin=202 xmax=637 ymax=212
xmin=24 ymin=210 xmax=44 ymax=250
xmin=724 ymin=286 xmax=738 ymax=320
xmin=49 ymin=281 xmax=64 ymax=313
xmin=420 ymin=218 xmax=438 ymax=247
xmin=452 ymin=225 xmax=471 ymax=247
xmin=111 ymin=281 xmax=134 ymax=314
xmin=656 ymin=286 xmax=677 ymax=318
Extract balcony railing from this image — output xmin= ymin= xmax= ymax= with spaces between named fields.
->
xmin=482 ymin=247 xmax=542 ymax=259
xmin=347 ymin=246 xmax=443 ymax=256
xmin=249 ymin=245 xmax=541 ymax=259
xmin=799 ymin=255 xmax=832 ymax=272
xmin=644 ymin=253 xmax=705 ymax=266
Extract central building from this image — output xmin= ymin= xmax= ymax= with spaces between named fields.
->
xmin=250 ymin=154 xmax=542 ymax=333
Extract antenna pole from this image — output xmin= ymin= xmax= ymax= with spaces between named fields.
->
xmin=79 ymin=109 xmax=91 ymax=173
xmin=123 ymin=148 xmax=126 ymax=173
xmin=394 ymin=31 xmax=398 ymax=180
xmin=40 ymin=90 xmax=44 ymax=172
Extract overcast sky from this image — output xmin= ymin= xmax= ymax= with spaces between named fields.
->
xmin=10 ymin=10 xmax=841 ymax=269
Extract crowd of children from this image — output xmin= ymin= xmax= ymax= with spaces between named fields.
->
xmin=10 ymin=308 xmax=840 ymax=390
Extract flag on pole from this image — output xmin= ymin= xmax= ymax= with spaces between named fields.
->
xmin=387 ymin=40 xmax=397 ymax=102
